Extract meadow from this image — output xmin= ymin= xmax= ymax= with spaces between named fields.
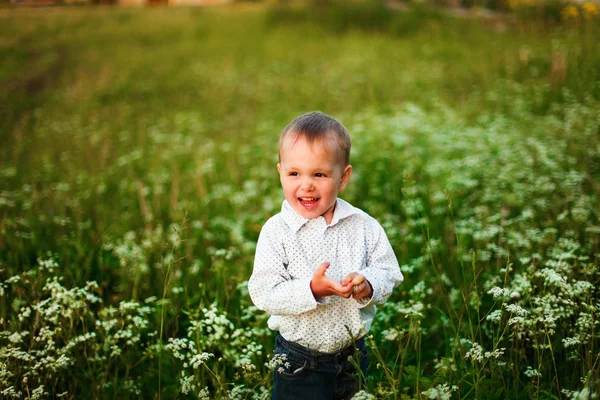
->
xmin=1 ymin=2 xmax=599 ymax=398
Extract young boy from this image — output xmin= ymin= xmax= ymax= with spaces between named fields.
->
xmin=248 ymin=111 xmax=403 ymax=400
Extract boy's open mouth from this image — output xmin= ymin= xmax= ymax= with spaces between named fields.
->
xmin=298 ymin=197 xmax=319 ymax=210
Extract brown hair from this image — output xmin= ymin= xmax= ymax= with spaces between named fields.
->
xmin=279 ymin=111 xmax=351 ymax=165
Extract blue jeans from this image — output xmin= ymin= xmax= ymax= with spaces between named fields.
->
xmin=271 ymin=332 xmax=369 ymax=400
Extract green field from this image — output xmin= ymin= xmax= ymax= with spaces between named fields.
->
xmin=1 ymin=2 xmax=600 ymax=398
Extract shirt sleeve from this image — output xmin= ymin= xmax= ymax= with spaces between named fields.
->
xmin=356 ymin=217 xmax=403 ymax=308
xmin=248 ymin=219 xmax=320 ymax=316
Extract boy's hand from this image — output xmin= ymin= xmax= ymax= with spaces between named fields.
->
xmin=310 ymin=262 xmax=354 ymax=299
xmin=341 ymin=272 xmax=373 ymax=301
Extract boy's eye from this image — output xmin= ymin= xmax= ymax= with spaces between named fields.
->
xmin=289 ymin=172 xmax=298 ymax=176
xmin=315 ymin=173 xmax=326 ymax=178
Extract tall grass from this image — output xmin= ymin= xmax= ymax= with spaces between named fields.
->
xmin=1 ymin=3 xmax=599 ymax=398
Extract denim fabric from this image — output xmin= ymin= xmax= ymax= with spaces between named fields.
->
xmin=271 ymin=332 xmax=368 ymax=400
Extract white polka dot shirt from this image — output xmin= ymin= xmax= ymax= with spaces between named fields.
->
xmin=248 ymin=198 xmax=403 ymax=353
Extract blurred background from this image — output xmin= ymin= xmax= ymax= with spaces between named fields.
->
xmin=1 ymin=0 xmax=599 ymax=399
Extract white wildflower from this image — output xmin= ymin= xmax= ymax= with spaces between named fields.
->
xmin=1 ymin=386 xmax=22 ymax=399
xmin=464 ymin=343 xmax=484 ymax=363
xmin=464 ymin=342 xmax=504 ymax=363
xmin=18 ymin=307 xmax=32 ymax=322
xmin=191 ymin=352 xmax=214 ymax=369
xmin=250 ymin=386 xmax=270 ymax=400
xmin=4 ymin=275 xmax=20 ymax=285
xmin=524 ymin=366 xmax=542 ymax=378
xmin=382 ymin=328 xmax=400 ymax=341
xmin=561 ymin=389 xmax=575 ymax=397
xmin=535 ymin=268 xmax=566 ymax=287
xmin=484 ymin=348 xmax=505 ymax=359
xmin=422 ymin=384 xmax=457 ymax=400
xmin=228 ymin=385 xmax=250 ymax=400
xmin=38 ymin=258 xmax=59 ymax=272
xmin=236 ymin=357 xmax=257 ymax=372
xmin=562 ymin=337 xmax=581 ymax=348
xmin=31 ymin=385 xmax=47 ymax=400
xmin=351 ymin=390 xmax=376 ymax=400
xmin=504 ymin=304 xmax=528 ymax=317
xmin=165 ymin=338 xmax=197 ymax=361
xmin=410 ymin=281 xmax=426 ymax=296
xmin=0 ymin=361 xmax=12 ymax=382
xmin=198 ymin=387 xmax=210 ymax=400
xmin=508 ymin=316 xmax=525 ymax=326
xmin=568 ymin=388 xmax=598 ymax=399
xmin=180 ymin=371 xmax=196 ymax=395
xmin=268 ymin=353 xmax=288 ymax=370
xmin=8 ymin=331 xmax=28 ymax=344
xmin=486 ymin=309 xmax=502 ymax=323
xmin=487 ymin=287 xmax=510 ymax=298
xmin=434 ymin=358 xmax=457 ymax=374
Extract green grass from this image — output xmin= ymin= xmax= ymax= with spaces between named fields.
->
xmin=1 ymin=2 xmax=599 ymax=399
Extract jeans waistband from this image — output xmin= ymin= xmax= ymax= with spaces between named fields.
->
xmin=275 ymin=332 xmax=365 ymax=363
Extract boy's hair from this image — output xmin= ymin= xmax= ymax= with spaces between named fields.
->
xmin=279 ymin=111 xmax=351 ymax=165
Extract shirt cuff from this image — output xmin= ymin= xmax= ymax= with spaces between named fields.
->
xmin=355 ymin=296 xmax=373 ymax=308
xmin=314 ymin=296 xmax=331 ymax=305
xmin=354 ymin=276 xmax=378 ymax=308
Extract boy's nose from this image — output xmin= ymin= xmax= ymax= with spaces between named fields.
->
xmin=300 ymin=177 xmax=314 ymax=191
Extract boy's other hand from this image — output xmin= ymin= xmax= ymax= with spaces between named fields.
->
xmin=310 ymin=262 xmax=354 ymax=299
xmin=341 ymin=272 xmax=373 ymax=301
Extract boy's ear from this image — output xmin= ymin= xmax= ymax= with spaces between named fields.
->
xmin=277 ymin=163 xmax=281 ymax=174
xmin=338 ymin=165 xmax=353 ymax=190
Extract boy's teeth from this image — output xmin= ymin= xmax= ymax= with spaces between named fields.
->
xmin=299 ymin=197 xmax=318 ymax=210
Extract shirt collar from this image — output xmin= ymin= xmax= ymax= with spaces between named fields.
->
xmin=280 ymin=198 xmax=360 ymax=233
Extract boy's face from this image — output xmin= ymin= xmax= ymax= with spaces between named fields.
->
xmin=277 ymin=135 xmax=352 ymax=225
